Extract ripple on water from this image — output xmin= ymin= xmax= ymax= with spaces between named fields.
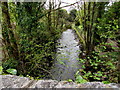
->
xmin=51 ymin=29 xmax=81 ymax=81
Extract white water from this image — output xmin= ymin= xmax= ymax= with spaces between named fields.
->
xmin=51 ymin=29 xmax=81 ymax=81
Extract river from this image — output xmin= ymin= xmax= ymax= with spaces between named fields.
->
xmin=51 ymin=29 xmax=81 ymax=81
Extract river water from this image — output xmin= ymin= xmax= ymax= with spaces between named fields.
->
xmin=51 ymin=29 xmax=81 ymax=81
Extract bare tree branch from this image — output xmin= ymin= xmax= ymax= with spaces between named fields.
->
xmin=54 ymin=1 xmax=80 ymax=11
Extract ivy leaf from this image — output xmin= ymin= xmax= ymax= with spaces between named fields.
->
xmin=0 ymin=66 xmax=3 ymax=74
xmin=94 ymin=77 xmax=101 ymax=80
xmin=6 ymin=69 xmax=17 ymax=75
xmin=76 ymin=75 xmax=87 ymax=84
xmin=102 ymin=81 xmax=110 ymax=84
xmin=67 ymin=79 xmax=73 ymax=82
xmin=59 ymin=61 xmax=65 ymax=65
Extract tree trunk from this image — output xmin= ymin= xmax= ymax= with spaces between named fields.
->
xmin=86 ymin=2 xmax=91 ymax=55
xmin=2 ymin=2 xmax=19 ymax=69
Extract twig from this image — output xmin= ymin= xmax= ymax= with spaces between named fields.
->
xmin=29 ymin=63 xmax=55 ymax=80
xmin=53 ymin=1 xmax=80 ymax=11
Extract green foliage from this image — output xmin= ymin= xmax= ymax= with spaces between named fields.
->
xmin=67 ymin=79 xmax=73 ymax=82
xmin=1 ymin=1 xmax=119 ymax=83
xmin=102 ymin=81 xmax=110 ymax=84
xmin=0 ymin=66 xmax=3 ymax=74
xmin=6 ymin=69 xmax=17 ymax=75
xmin=72 ymin=24 xmax=86 ymax=47
xmin=79 ymin=50 xmax=118 ymax=83
xmin=2 ymin=2 xmax=61 ymax=78
xmin=2 ymin=58 xmax=18 ymax=70
xmin=68 ymin=9 xmax=77 ymax=22
xmin=74 ymin=2 xmax=119 ymax=83
xmin=16 ymin=3 xmax=53 ymax=77
xmin=57 ymin=9 xmax=72 ymax=30
xmin=75 ymin=71 xmax=87 ymax=84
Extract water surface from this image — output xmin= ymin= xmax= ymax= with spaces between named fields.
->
xmin=51 ymin=29 xmax=80 ymax=81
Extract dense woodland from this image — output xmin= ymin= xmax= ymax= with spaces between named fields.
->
xmin=0 ymin=0 xmax=120 ymax=84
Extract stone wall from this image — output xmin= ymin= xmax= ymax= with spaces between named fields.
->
xmin=0 ymin=75 xmax=120 ymax=89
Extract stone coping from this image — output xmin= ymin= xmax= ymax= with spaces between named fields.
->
xmin=0 ymin=75 xmax=120 ymax=89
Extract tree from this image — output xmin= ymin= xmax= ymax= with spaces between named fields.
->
xmin=1 ymin=2 xmax=19 ymax=71
xmin=73 ymin=1 xmax=119 ymax=83
xmin=68 ymin=9 xmax=77 ymax=22
xmin=73 ymin=2 xmax=109 ymax=56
